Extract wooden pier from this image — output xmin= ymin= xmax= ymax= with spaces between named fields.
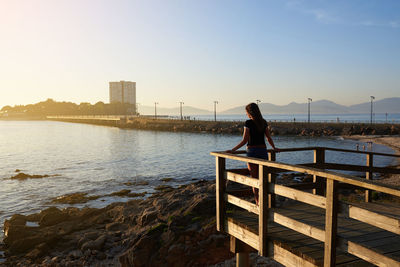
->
xmin=211 ymin=147 xmax=400 ymax=266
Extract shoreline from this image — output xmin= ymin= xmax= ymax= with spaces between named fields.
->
xmin=345 ymin=135 xmax=400 ymax=154
xmin=345 ymin=135 xmax=400 ymax=186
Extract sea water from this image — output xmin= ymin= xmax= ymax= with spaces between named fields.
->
xmin=0 ymin=120 xmax=396 ymax=237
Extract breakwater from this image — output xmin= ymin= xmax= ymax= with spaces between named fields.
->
xmin=47 ymin=116 xmax=400 ymax=136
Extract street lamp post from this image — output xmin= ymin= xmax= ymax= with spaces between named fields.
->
xmin=370 ymin=96 xmax=375 ymax=124
xmin=154 ymin=102 xmax=159 ymax=119
xmin=308 ymin=98 xmax=312 ymax=123
xmin=135 ymin=103 xmax=140 ymax=116
xmin=214 ymin=101 xmax=218 ymax=122
xmin=179 ymin=101 xmax=184 ymax=120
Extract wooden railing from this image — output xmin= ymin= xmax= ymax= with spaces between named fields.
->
xmin=211 ymin=147 xmax=400 ymax=266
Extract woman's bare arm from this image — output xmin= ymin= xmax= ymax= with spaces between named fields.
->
xmin=265 ymin=127 xmax=279 ymax=151
xmin=227 ymin=127 xmax=250 ymax=153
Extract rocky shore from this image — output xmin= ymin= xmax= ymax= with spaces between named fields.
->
xmin=1 ymin=180 xmax=225 ymax=266
xmin=1 ymin=180 xmax=280 ymax=267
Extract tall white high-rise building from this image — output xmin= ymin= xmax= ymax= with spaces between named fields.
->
xmin=109 ymin=80 xmax=136 ymax=105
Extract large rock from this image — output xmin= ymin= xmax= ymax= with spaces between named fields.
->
xmin=39 ymin=207 xmax=69 ymax=226
xmin=119 ymin=235 xmax=159 ymax=267
xmin=137 ymin=208 xmax=158 ymax=226
xmin=81 ymin=235 xmax=106 ymax=251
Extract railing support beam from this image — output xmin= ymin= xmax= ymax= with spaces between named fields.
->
xmin=230 ymin=237 xmax=252 ymax=267
xmin=216 ymin=156 xmax=226 ymax=231
xmin=259 ymin=164 xmax=269 ymax=256
xmin=268 ymin=151 xmax=276 ymax=208
xmin=313 ymin=148 xmax=325 ymax=196
xmin=324 ymin=179 xmax=338 ymax=266
xmin=236 ymin=253 xmax=249 ymax=267
xmin=365 ymin=153 xmax=373 ymax=202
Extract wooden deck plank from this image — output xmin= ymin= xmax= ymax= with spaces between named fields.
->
xmin=372 ymin=240 xmax=400 ymax=260
xmin=227 ymin=201 xmax=400 ymax=266
xmin=336 ymin=259 xmax=375 ymax=266
xmin=334 ymin=252 xmax=373 ymax=266
xmin=346 ymin=230 xmax=395 ymax=243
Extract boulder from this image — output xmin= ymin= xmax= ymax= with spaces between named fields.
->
xmin=38 ymin=207 xmax=69 ymax=227
xmin=137 ymin=209 xmax=158 ymax=226
xmin=81 ymin=235 xmax=106 ymax=251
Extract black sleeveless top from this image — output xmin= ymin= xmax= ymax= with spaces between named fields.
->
xmin=245 ymin=119 xmax=267 ymax=146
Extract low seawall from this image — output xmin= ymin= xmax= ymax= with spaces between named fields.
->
xmin=46 ymin=116 xmax=400 ymax=136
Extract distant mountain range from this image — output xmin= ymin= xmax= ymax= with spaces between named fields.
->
xmin=222 ymin=97 xmax=400 ymax=115
xmin=138 ymin=97 xmax=400 ymax=115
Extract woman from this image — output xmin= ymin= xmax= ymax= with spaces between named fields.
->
xmin=227 ymin=103 xmax=279 ymax=204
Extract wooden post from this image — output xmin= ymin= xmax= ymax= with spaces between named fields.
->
xmin=313 ymin=148 xmax=325 ymax=195
xmin=230 ymin=237 xmax=251 ymax=267
xmin=268 ymin=151 xmax=276 ymax=208
xmin=259 ymin=164 xmax=269 ymax=256
xmin=365 ymin=153 xmax=373 ymax=202
xmin=216 ymin=156 xmax=226 ymax=232
xmin=324 ymin=179 xmax=338 ymax=267
xmin=236 ymin=253 xmax=250 ymax=267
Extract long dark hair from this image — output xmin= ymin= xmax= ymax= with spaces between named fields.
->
xmin=246 ymin=103 xmax=266 ymax=131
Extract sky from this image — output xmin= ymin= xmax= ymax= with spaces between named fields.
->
xmin=0 ymin=0 xmax=399 ymax=111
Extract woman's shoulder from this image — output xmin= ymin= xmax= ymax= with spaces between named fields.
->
xmin=245 ymin=119 xmax=253 ymax=127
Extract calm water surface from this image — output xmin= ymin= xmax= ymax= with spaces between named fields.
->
xmin=0 ymin=120 xmax=396 ymax=236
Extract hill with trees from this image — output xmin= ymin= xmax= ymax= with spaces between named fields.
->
xmin=0 ymin=99 xmax=135 ymax=117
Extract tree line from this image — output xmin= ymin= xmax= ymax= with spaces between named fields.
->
xmin=1 ymin=99 xmax=136 ymax=116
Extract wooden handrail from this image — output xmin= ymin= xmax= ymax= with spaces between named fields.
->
xmin=228 ymin=146 xmax=400 ymax=158
xmin=301 ymin=162 xmax=400 ymax=174
xmin=211 ymin=152 xmax=400 ymax=197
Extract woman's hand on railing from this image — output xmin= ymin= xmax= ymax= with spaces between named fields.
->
xmin=273 ymin=147 xmax=281 ymax=153
xmin=225 ymin=149 xmax=234 ymax=153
